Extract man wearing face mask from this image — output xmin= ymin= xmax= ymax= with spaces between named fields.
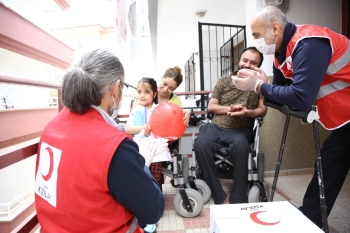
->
xmin=34 ymin=49 xmax=168 ymax=232
xmin=232 ymin=5 xmax=350 ymax=230
xmin=194 ymin=47 xmax=267 ymax=205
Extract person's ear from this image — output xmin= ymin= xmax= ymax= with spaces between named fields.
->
xmin=272 ymin=22 xmax=280 ymax=35
xmin=111 ymin=79 xmax=121 ymax=98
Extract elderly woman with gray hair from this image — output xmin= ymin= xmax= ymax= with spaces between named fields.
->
xmin=34 ymin=49 xmax=167 ymax=233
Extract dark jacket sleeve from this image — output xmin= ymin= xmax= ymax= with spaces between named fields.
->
xmin=107 ymin=138 xmax=164 ymax=224
xmin=261 ymin=37 xmax=332 ymax=111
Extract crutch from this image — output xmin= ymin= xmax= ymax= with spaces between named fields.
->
xmin=264 ymin=100 xmax=328 ymax=233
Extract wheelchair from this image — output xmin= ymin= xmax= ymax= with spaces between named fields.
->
xmin=190 ymin=111 xmax=267 ymax=204
xmin=161 ymin=139 xmax=210 ymax=218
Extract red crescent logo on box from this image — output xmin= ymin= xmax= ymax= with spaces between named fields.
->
xmin=250 ymin=211 xmax=281 ymax=225
xmin=41 ymin=147 xmax=54 ymax=181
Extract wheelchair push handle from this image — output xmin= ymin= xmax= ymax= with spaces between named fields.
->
xmin=263 ymin=99 xmax=309 ymax=122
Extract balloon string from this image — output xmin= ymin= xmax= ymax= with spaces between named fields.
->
xmin=144 ymin=106 xmax=148 ymax=123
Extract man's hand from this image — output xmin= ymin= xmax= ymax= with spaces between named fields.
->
xmin=227 ymin=107 xmax=248 ymax=116
xmin=227 ymin=103 xmax=247 ymax=116
xmin=232 ymin=68 xmax=268 ymax=92
xmin=134 ymin=129 xmax=168 ymax=167
xmin=255 ymin=67 xmax=268 ymax=83
xmin=229 ymin=103 xmax=244 ymax=112
xmin=240 ymin=67 xmax=268 ymax=82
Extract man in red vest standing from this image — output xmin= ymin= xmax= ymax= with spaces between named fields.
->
xmin=232 ymin=5 xmax=350 ymax=231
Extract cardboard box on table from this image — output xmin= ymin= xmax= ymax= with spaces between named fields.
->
xmin=210 ymin=201 xmax=324 ymax=233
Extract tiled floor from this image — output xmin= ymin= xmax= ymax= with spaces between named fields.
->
xmin=156 ymin=172 xmax=350 ymax=233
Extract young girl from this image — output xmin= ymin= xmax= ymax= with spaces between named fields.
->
xmin=126 ymin=77 xmax=166 ymax=191
xmin=126 ymin=77 xmax=163 ymax=233
xmin=126 ymin=77 xmax=158 ymax=137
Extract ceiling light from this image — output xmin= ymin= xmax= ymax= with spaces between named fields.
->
xmin=195 ymin=10 xmax=207 ymax=18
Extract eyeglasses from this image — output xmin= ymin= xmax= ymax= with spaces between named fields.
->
xmin=124 ymin=82 xmax=136 ymax=90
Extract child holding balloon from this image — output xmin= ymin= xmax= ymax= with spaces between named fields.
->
xmin=127 ymin=68 xmax=190 ymax=189
xmin=126 ymin=77 xmax=168 ymax=233
xmin=125 ymin=77 xmax=170 ymax=191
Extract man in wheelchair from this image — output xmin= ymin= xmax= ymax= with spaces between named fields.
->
xmin=193 ymin=47 xmax=267 ymax=204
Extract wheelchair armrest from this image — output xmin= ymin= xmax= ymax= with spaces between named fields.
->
xmin=207 ymin=112 xmax=214 ymax=120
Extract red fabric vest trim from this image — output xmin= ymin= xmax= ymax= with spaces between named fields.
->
xmin=273 ymin=25 xmax=350 ymax=130
xmin=35 ymin=107 xmax=142 ymax=233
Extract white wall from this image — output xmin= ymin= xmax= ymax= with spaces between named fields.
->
xmin=287 ymin=0 xmax=342 ymax=32
xmin=156 ymin=0 xmax=246 ymax=91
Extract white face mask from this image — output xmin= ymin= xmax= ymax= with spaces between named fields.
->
xmin=109 ymin=84 xmax=123 ymax=119
xmin=254 ymin=25 xmax=277 ymax=55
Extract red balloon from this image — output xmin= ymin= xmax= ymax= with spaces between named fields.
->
xmin=150 ymin=102 xmax=186 ymax=141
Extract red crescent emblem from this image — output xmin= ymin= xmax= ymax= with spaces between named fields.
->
xmin=250 ymin=211 xmax=281 ymax=226
xmin=41 ymin=147 xmax=54 ymax=181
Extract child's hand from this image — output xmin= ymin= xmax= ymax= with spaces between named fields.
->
xmin=144 ymin=124 xmax=151 ymax=136
xmin=183 ymin=110 xmax=190 ymax=125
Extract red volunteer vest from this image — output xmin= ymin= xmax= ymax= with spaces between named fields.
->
xmin=274 ymin=25 xmax=350 ymax=130
xmin=35 ymin=107 xmax=142 ymax=233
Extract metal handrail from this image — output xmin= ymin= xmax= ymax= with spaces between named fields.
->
xmin=0 ymin=72 xmax=63 ymax=111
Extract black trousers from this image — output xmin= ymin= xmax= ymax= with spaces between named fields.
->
xmin=193 ymin=123 xmax=253 ymax=204
xmin=299 ymin=122 xmax=350 ymax=229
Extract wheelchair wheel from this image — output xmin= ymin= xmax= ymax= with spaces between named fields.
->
xmin=190 ymin=179 xmax=211 ymax=203
xmin=248 ymin=185 xmax=262 ymax=203
xmin=257 ymin=153 xmax=264 ymax=182
xmin=248 ymin=183 xmax=269 ymax=203
xmin=181 ymin=155 xmax=189 ymax=184
xmin=173 ymin=189 xmax=203 ymax=218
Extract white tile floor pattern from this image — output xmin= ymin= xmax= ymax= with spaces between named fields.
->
xmin=156 ymin=172 xmax=350 ymax=233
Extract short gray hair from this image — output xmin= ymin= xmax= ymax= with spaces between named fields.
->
xmin=259 ymin=5 xmax=288 ymax=30
xmin=62 ymin=49 xmax=124 ymax=114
